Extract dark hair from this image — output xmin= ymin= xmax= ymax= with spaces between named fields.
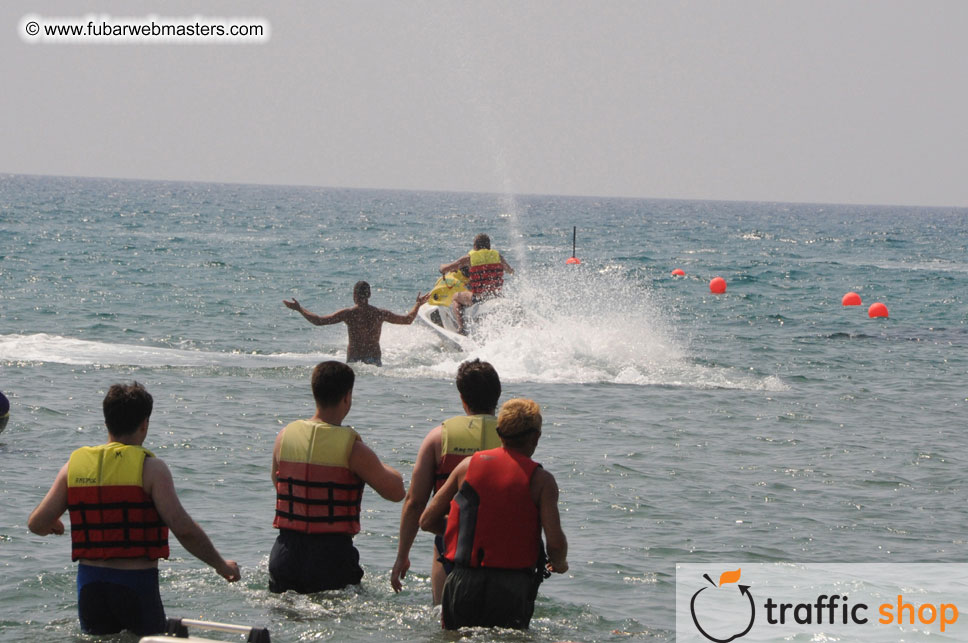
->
xmin=353 ymin=281 xmax=371 ymax=300
xmin=312 ymin=361 xmax=355 ymax=408
xmin=497 ymin=398 xmax=542 ymax=449
xmin=473 ymin=233 xmax=491 ymax=250
xmin=103 ymin=382 xmax=153 ymax=437
xmin=456 ymin=359 xmax=501 ymax=414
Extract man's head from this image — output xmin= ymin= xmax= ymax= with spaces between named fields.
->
xmin=496 ymin=398 xmax=542 ymax=450
xmin=103 ymin=382 xmax=153 ymax=437
xmin=353 ymin=281 xmax=371 ymax=304
xmin=456 ymin=358 xmax=501 ymax=415
xmin=473 ymin=234 xmax=491 ymax=250
xmin=312 ymin=360 xmax=355 ymax=408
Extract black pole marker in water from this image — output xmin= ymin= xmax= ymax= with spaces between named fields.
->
xmin=566 ymin=226 xmax=581 ymax=265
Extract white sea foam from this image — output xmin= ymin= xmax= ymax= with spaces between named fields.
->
xmin=0 ymin=333 xmax=333 ymax=368
xmin=0 ymin=270 xmax=783 ymax=391
xmin=385 ymin=266 xmax=787 ymax=391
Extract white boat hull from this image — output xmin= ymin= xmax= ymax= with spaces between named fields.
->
xmin=415 ymin=300 xmax=500 ymax=351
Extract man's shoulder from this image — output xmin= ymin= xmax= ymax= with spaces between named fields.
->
xmin=530 ymin=465 xmax=558 ymax=493
xmin=423 ymin=424 xmax=443 ymax=445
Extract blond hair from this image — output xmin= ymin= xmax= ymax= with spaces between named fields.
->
xmin=497 ymin=398 xmax=542 ymax=447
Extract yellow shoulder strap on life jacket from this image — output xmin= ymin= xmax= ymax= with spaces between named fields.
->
xmin=278 ymin=420 xmax=360 ymax=467
xmin=441 ymin=415 xmax=500 ymax=457
xmin=469 ymin=249 xmax=500 ymax=266
xmin=67 ymin=443 xmax=151 ymax=488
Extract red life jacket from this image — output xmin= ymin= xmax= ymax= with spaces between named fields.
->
xmin=273 ymin=420 xmax=364 ymax=535
xmin=468 ymin=249 xmax=504 ymax=297
xmin=67 ymin=443 xmax=169 ymax=561
xmin=434 ymin=414 xmax=500 ymax=492
xmin=442 ymin=447 xmax=541 ymax=570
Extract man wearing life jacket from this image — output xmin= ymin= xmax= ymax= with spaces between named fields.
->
xmin=284 ymin=281 xmax=429 ymax=366
xmin=390 ymin=359 xmax=502 ymax=604
xmin=270 ymin=360 xmax=405 ymax=593
xmin=28 ymin=382 xmax=240 ymax=636
xmin=439 ymin=234 xmax=514 ymax=335
xmin=419 ymin=398 xmax=568 ymax=630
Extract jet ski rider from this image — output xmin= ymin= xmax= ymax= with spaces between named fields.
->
xmin=439 ymin=234 xmax=514 ymax=335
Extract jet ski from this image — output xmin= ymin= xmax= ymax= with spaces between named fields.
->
xmin=415 ymin=270 xmax=501 ymax=350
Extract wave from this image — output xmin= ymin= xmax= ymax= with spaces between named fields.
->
xmin=384 ymin=267 xmax=788 ymax=391
xmin=0 ymin=333 xmax=332 ymax=369
xmin=1 ymin=268 xmax=787 ymax=392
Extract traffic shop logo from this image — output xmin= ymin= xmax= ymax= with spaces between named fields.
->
xmin=689 ymin=569 xmax=755 ymax=642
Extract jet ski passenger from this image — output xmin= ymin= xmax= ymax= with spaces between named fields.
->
xmin=439 ymin=234 xmax=514 ymax=335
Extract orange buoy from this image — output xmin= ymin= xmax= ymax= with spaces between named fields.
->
xmin=842 ymin=292 xmax=862 ymax=306
xmin=868 ymin=302 xmax=888 ymax=318
xmin=709 ymin=277 xmax=727 ymax=294
xmin=565 ymin=226 xmax=580 ymax=265
xmin=671 ymin=268 xmax=685 ymax=276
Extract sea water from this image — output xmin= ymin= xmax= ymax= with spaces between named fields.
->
xmin=0 ymin=174 xmax=966 ymax=641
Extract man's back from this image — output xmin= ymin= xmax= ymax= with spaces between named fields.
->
xmin=283 ymin=288 xmax=428 ymax=365
xmin=342 ymin=304 xmax=388 ymax=363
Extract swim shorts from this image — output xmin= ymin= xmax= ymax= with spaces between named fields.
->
xmin=268 ymin=530 xmax=363 ymax=593
xmin=441 ymin=566 xmax=537 ymax=630
xmin=76 ymin=563 xmax=166 ymax=636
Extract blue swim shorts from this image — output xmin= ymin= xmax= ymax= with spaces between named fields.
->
xmin=76 ymin=563 xmax=166 ymax=636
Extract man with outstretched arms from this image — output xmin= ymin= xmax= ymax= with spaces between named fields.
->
xmin=439 ymin=234 xmax=514 ymax=335
xmin=284 ymin=281 xmax=429 ymax=366
xmin=270 ymin=360 xmax=405 ymax=593
xmin=28 ymin=382 xmax=240 ymax=637
xmin=390 ymin=358 xmax=503 ymax=604
xmin=419 ymin=398 xmax=568 ymax=630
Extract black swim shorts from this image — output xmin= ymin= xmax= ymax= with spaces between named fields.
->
xmin=441 ymin=566 xmax=537 ymax=630
xmin=268 ymin=530 xmax=363 ymax=593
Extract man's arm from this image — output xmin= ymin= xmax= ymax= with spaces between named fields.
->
xmin=143 ymin=457 xmax=241 ymax=582
xmin=500 ymin=254 xmax=514 ymax=275
xmin=439 ymin=256 xmax=469 ymax=275
xmin=28 ymin=463 xmax=69 ymax=536
xmin=283 ymin=299 xmax=349 ymax=326
xmin=348 ymin=439 xmax=405 ymax=501
xmin=419 ymin=457 xmax=469 ymax=536
xmin=534 ymin=468 xmax=568 ymax=573
xmin=381 ymin=293 xmax=430 ymax=325
xmin=391 ymin=426 xmax=441 ymax=592
xmin=270 ymin=429 xmax=285 ymax=485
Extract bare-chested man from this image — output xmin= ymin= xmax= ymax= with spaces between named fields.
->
xmin=284 ymin=281 xmax=429 ymax=367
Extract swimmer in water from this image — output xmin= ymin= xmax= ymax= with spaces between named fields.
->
xmin=284 ymin=281 xmax=429 ymax=366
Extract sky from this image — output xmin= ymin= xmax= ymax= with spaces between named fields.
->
xmin=3 ymin=1 xmax=967 ymax=207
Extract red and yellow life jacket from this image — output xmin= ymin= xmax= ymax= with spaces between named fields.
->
xmin=468 ymin=249 xmax=504 ymax=297
xmin=442 ymin=447 xmax=541 ymax=570
xmin=434 ymin=414 xmax=500 ymax=492
xmin=273 ymin=420 xmax=364 ymax=535
xmin=67 ymin=443 xmax=169 ymax=561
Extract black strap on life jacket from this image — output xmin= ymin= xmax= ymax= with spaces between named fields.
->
xmin=68 ymin=499 xmax=167 ymax=549
xmin=275 ymin=477 xmax=364 ymax=524
xmin=452 ymin=481 xmax=481 ymax=567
